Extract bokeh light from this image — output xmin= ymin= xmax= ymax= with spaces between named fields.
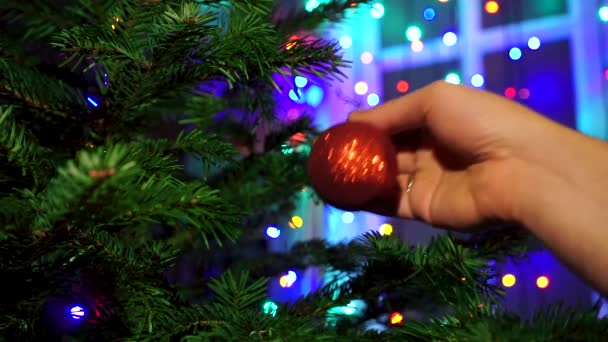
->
xmin=504 ymin=87 xmax=517 ymax=99
xmin=423 ymin=7 xmax=436 ymax=21
xmin=599 ymin=6 xmax=608 ymax=22
xmin=354 ymin=81 xmax=369 ymax=95
xmin=361 ymin=51 xmax=374 ymax=64
xmin=70 ymin=306 xmax=85 ymax=320
xmin=485 ymin=1 xmax=499 ymax=14
xmin=390 ymin=312 xmax=404 ymax=325
xmin=519 ymin=88 xmax=530 ymax=99
xmin=263 ymin=301 xmax=278 ymax=316
xmin=501 ymin=274 xmax=516 ymax=287
xmin=445 ymin=72 xmax=461 ymax=84
xmin=305 ymin=0 xmax=320 ymax=12
xmin=265 ymin=226 xmax=281 ymax=238
xmin=342 ymin=212 xmax=355 ymax=224
xmin=411 ymin=40 xmax=424 ymax=52
xmin=396 ymin=80 xmax=410 ymax=93
xmin=339 ymin=35 xmax=352 ymax=49
xmin=379 ymin=223 xmax=393 ymax=236
xmin=280 ymin=270 xmax=298 ymax=288
xmin=289 ymin=215 xmax=303 ymax=229
xmin=442 ymin=31 xmax=457 ymax=46
xmin=370 ymin=3 xmax=385 ymax=19
xmin=367 ymin=93 xmax=380 ymax=106
xmin=294 ymin=76 xmax=308 ymax=88
xmin=471 ymin=74 xmax=485 ymax=87
xmin=509 ymin=47 xmax=522 ymax=60
xmin=305 ymin=85 xmax=324 ymax=107
xmin=405 ymin=26 xmax=422 ymax=42
xmin=536 ymin=276 xmax=550 ymax=289
xmin=527 ymin=37 xmax=541 ymax=50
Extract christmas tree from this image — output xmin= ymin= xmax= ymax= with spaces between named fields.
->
xmin=0 ymin=0 xmax=607 ymax=341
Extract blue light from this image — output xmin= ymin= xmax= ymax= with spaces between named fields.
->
xmin=70 ymin=306 xmax=85 ymax=320
xmin=600 ymin=6 xmax=608 ymax=22
xmin=86 ymin=97 xmax=99 ymax=107
xmin=286 ymin=270 xmax=297 ymax=283
xmin=266 ymin=226 xmax=281 ymax=238
xmin=471 ymin=74 xmax=485 ymax=87
xmin=509 ymin=47 xmax=522 ymax=60
xmin=342 ymin=212 xmax=355 ymax=224
xmin=305 ymin=85 xmax=324 ymax=107
xmin=528 ymin=37 xmax=541 ymax=50
xmin=370 ymin=3 xmax=385 ymax=19
xmin=294 ymin=76 xmax=308 ymax=88
xmin=423 ymin=7 xmax=436 ymax=21
xmin=289 ymin=89 xmax=304 ymax=103
xmin=339 ymin=35 xmax=352 ymax=49
xmin=442 ymin=32 xmax=457 ymax=47
xmin=367 ymin=93 xmax=380 ymax=106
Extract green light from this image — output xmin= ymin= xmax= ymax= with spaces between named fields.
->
xmin=405 ymin=26 xmax=422 ymax=42
xmin=600 ymin=6 xmax=608 ymax=22
xmin=370 ymin=3 xmax=385 ymax=19
xmin=263 ymin=301 xmax=278 ymax=316
xmin=305 ymin=0 xmax=320 ymax=12
xmin=445 ymin=72 xmax=461 ymax=85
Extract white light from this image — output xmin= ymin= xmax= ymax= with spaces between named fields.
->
xmin=339 ymin=35 xmax=353 ymax=49
xmin=294 ymin=76 xmax=308 ymax=88
xmin=286 ymin=270 xmax=297 ymax=283
xmin=266 ymin=226 xmax=281 ymax=238
xmin=471 ymin=74 xmax=485 ymax=87
xmin=442 ymin=32 xmax=457 ymax=46
xmin=528 ymin=37 xmax=541 ymax=50
xmin=342 ymin=212 xmax=355 ymax=224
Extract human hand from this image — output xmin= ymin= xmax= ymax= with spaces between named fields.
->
xmin=348 ymin=81 xmax=571 ymax=230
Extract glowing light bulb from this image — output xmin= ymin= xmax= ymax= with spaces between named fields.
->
xmin=471 ymin=74 xmax=485 ymax=87
xmin=536 ymin=276 xmax=550 ymax=289
xmin=405 ymin=26 xmax=422 ymax=42
xmin=266 ymin=226 xmax=281 ymax=238
xmin=342 ymin=212 xmax=355 ymax=223
xmin=361 ymin=51 xmax=374 ymax=64
xmin=485 ymin=1 xmax=499 ymax=14
xmin=379 ymin=223 xmax=393 ymax=235
xmin=445 ymin=72 xmax=461 ymax=85
xmin=501 ymin=274 xmax=516 ymax=287
xmin=263 ymin=301 xmax=278 ymax=316
xmin=367 ymin=93 xmax=380 ymax=106
xmin=70 ymin=306 xmax=85 ymax=320
xmin=396 ymin=80 xmax=410 ymax=93
xmin=289 ymin=215 xmax=303 ymax=229
xmin=389 ymin=312 xmax=404 ymax=325
xmin=354 ymin=81 xmax=369 ymax=95
xmin=370 ymin=3 xmax=385 ymax=19
xmin=509 ymin=47 xmax=522 ymax=60
xmin=528 ymin=37 xmax=541 ymax=50
xmin=294 ymin=76 xmax=308 ymax=88
xmin=339 ymin=35 xmax=353 ymax=49
xmin=442 ymin=32 xmax=457 ymax=46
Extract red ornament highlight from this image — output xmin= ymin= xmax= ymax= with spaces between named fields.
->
xmin=307 ymin=121 xmax=397 ymax=211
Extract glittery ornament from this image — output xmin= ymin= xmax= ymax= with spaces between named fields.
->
xmin=307 ymin=122 xmax=397 ymax=211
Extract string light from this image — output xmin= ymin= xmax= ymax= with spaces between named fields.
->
xmin=367 ymin=93 xmax=380 ymax=106
xmin=70 ymin=306 xmax=85 ymax=320
xmin=519 ymin=88 xmax=530 ymax=99
xmin=501 ymin=274 xmax=516 ymax=287
xmin=389 ymin=312 xmax=404 ymax=325
xmin=485 ymin=1 xmax=499 ymax=14
xmin=423 ymin=7 xmax=436 ymax=21
xmin=379 ymin=223 xmax=393 ymax=236
xmin=471 ymin=74 xmax=485 ymax=87
xmin=396 ymin=80 xmax=410 ymax=93
xmin=504 ymin=87 xmax=517 ymax=99
xmin=289 ymin=215 xmax=303 ymax=229
xmin=509 ymin=47 xmax=522 ymax=60
xmin=361 ymin=52 xmax=374 ymax=64
xmin=265 ymin=226 xmax=281 ymax=238
xmin=445 ymin=72 xmax=461 ymax=85
xmin=599 ymin=6 xmax=608 ymax=22
xmin=263 ymin=301 xmax=278 ymax=316
xmin=405 ymin=26 xmax=422 ymax=42
xmin=339 ymin=35 xmax=353 ymax=49
xmin=528 ymin=37 xmax=541 ymax=50
xmin=370 ymin=3 xmax=385 ymax=19
xmin=342 ymin=212 xmax=355 ymax=224
xmin=295 ymin=76 xmax=308 ymax=88
xmin=442 ymin=32 xmax=457 ymax=46
xmin=354 ymin=81 xmax=369 ymax=95
xmin=87 ymin=97 xmax=99 ymax=107
xmin=536 ymin=276 xmax=550 ymax=289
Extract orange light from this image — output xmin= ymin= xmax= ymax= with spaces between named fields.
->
xmin=396 ymin=80 xmax=410 ymax=93
xmin=485 ymin=1 xmax=499 ymax=14
xmin=286 ymin=35 xmax=299 ymax=50
xmin=536 ymin=276 xmax=549 ymax=289
xmin=390 ymin=312 xmax=404 ymax=325
xmin=501 ymin=274 xmax=516 ymax=287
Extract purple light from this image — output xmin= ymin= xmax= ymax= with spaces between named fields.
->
xmin=70 ymin=305 xmax=85 ymax=320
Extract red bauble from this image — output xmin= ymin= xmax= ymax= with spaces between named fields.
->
xmin=307 ymin=121 xmax=397 ymax=211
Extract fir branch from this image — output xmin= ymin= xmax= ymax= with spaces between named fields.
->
xmin=0 ymin=106 xmax=57 ymax=186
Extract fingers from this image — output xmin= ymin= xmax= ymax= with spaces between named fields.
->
xmin=348 ymin=81 xmax=447 ymax=133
